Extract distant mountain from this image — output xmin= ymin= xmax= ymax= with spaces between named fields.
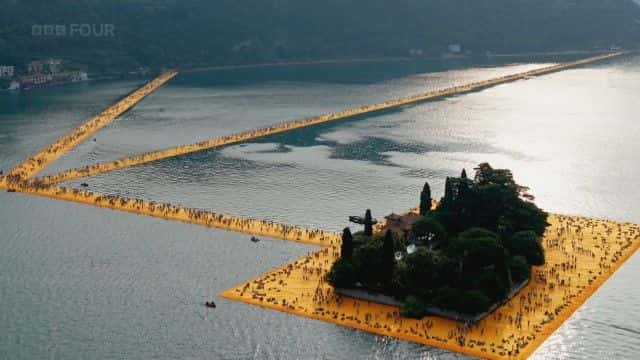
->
xmin=0 ymin=0 xmax=638 ymax=73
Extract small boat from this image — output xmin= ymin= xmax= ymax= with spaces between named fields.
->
xmin=93 ymin=138 xmax=97 ymax=142
xmin=80 ymin=183 xmax=89 ymax=187
xmin=250 ymin=236 xmax=260 ymax=243
xmin=7 ymin=189 xmax=16 ymax=193
xmin=205 ymin=301 xmax=217 ymax=308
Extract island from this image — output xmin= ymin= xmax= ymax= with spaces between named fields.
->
xmin=328 ymin=163 xmax=548 ymax=321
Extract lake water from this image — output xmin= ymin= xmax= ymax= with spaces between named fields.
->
xmin=1 ymin=55 xmax=639 ymax=359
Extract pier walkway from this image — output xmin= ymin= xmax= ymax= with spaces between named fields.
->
xmin=2 ymin=70 xmax=177 ymax=185
xmin=10 ymin=181 xmax=338 ymax=247
xmin=36 ymin=52 xmax=624 ymax=186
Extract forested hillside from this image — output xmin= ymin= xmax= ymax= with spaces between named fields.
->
xmin=1 ymin=0 xmax=638 ymax=73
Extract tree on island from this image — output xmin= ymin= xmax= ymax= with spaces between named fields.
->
xmin=328 ymin=163 xmax=549 ymax=319
xmin=419 ymin=181 xmax=432 ymax=215
xmin=327 ymin=257 xmax=356 ymax=288
xmin=340 ymin=227 xmax=354 ymax=260
xmin=436 ymin=163 xmax=548 ymax=238
xmin=364 ymin=209 xmax=374 ymax=236
xmin=381 ymin=230 xmax=396 ymax=288
xmin=410 ymin=215 xmax=447 ymax=247
xmin=506 ymin=230 xmax=545 ymax=266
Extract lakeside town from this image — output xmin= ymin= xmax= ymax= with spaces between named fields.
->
xmin=0 ymin=59 xmax=155 ymax=91
xmin=0 ymin=59 xmax=88 ymax=91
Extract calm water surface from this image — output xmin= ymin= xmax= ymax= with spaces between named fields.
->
xmin=1 ymin=55 xmax=639 ymax=359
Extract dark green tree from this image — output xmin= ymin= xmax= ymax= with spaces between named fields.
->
xmin=509 ymin=256 xmax=531 ymax=283
xmin=507 ymin=230 xmax=545 ymax=266
xmin=327 ymin=258 xmax=356 ymax=288
xmin=402 ymin=247 xmax=440 ymax=294
xmin=419 ymin=181 xmax=432 ymax=215
xmin=352 ymin=237 xmax=384 ymax=288
xmin=411 ymin=215 xmax=448 ymax=247
xmin=340 ymin=227 xmax=353 ymax=260
xmin=381 ymin=230 xmax=395 ymax=288
xmin=461 ymin=168 xmax=468 ymax=179
xmin=458 ymin=290 xmax=491 ymax=315
xmin=364 ymin=209 xmax=373 ymax=236
xmin=436 ymin=163 xmax=548 ymax=238
xmin=478 ymin=268 xmax=508 ymax=301
xmin=433 ymin=286 xmax=462 ymax=309
xmin=400 ymin=295 xmax=428 ymax=319
xmin=448 ymin=228 xmax=510 ymax=288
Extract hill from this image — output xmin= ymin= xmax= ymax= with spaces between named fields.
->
xmin=1 ymin=0 xmax=638 ymax=73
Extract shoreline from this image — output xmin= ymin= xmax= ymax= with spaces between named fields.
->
xmin=37 ymin=51 xmax=625 ymax=186
xmin=180 ymin=49 xmax=621 ymax=73
xmin=180 ymin=56 xmax=413 ymax=73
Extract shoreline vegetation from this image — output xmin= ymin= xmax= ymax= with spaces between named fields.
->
xmin=33 ymin=51 xmax=625 ymax=187
xmin=179 ymin=49 xmax=620 ymax=73
xmin=0 ymin=49 xmax=623 ymax=93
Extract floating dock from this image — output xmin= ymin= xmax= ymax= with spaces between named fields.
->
xmin=221 ymin=213 xmax=640 ymax=359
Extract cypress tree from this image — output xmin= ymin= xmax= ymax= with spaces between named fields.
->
xmin=364 ymin=209 xmax=373 ymax=236
xmin=461 ymin=168 xmax=468 ymax=179
xmin=341 ymin=227 xmax=353 ymax=260
xmin=382 ymin=230 xmax=395 ymax=287
xmin=443 ymin=177 xmax=454 ymax=204
xmin=419 ymin=181 xmax=432 ymax=215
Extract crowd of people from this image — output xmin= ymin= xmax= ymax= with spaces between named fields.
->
xmin=223 ymin=212 xmax=640 ymax=359
xmin=10 ymin=179 xmax=339 ymax=247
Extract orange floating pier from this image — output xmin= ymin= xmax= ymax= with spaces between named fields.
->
xmin=222 ymin=213 xmax=640 ymax=359
xmin=37 ymin=52 xmax=624 ymax=186
xmin=4 ymin=70 xmax=177 ymax=182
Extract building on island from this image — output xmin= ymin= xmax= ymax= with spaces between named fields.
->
xmin=382 ymin=213 xmax=422 ymax=238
